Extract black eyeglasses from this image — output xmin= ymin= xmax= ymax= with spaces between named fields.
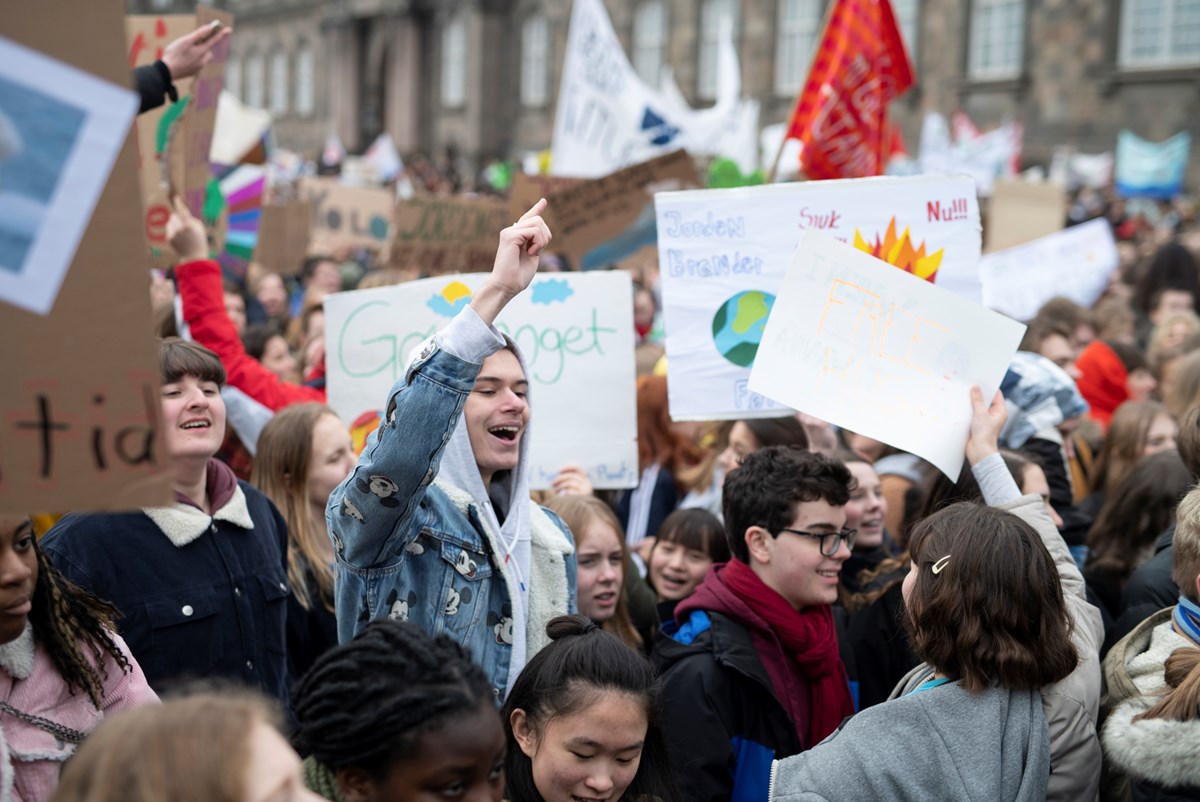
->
xmin=772 ymin=527 xmax=857 ymax=557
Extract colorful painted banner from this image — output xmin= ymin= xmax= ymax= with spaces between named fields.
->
xmin=655 ymin=174 xmax=982 ymax=421
xmin=980 ymin=218 xmax=1118 ymax=323
xmin=749 ymin=231 xmax=1025 ymax=480
xmin=785 ymin=0 xmax=914 ymax=180
xmin=1116 ymin=130 xmax=1190 ymax=200
xmin=324 ymin=272 xmax=637 ymax=489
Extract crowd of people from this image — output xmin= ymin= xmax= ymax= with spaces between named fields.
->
xmin=9 ymin=21 xmax=1200 ymax=802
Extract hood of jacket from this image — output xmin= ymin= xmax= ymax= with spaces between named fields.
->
xmin=1103 ymin=695 xmax=1200 ymax=790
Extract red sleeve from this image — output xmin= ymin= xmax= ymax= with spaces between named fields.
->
xmin=176 ymin=259 xmax=325 ymax=410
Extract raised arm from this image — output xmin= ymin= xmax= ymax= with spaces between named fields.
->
xmin=326 ymin=200 xmax=551 ymax=570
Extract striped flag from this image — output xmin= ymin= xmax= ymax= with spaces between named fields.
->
xmin=786 ymin=0 xmax=914 ymax=180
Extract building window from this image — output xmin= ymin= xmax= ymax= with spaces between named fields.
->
xmin=967 ymin=0 xmax=1025 ymax=79
xmin=633 ymin=0 xmax=668 ymax=87
xmin=225 ymin=57 xmax=241 ymax=100
xmin=892 ymin=0 xmax=919 ymax=60
xmin=296 ymin=43 xmax=315 ymax=117
xmin=774 ymin=0 xmax=821 ymax=96
xmin=244 ymin=51 xmax=265 ymax=109
xmin=269 ymin=49 xmax=289 ymax=116
xmin=521 ymin=14 xmax=550 ymax=106
xmin=442 ymin=15 xmax=467 ymax=108
xmin=697 ymin=0 xmax=739 ymax=100
xmin=1121 ymin=0 xmax=1200 ymax=68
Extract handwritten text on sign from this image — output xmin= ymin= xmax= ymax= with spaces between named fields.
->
xmin=748 ymin=231 xmax=1024 ymax=480
xmin=325 ymin=272 xmax=638 ymax=489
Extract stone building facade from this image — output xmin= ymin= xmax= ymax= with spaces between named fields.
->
xmin=128 ymin=0 xmax=1200 ymax=185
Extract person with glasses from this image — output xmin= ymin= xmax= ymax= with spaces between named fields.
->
xmin=653 ymin=446 xmax=857 ymax=802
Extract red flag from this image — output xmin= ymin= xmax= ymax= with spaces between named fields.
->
xmin=786 ymin=0 xmax=914 ymax=180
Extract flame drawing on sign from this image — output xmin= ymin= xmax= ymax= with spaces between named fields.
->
xmin=853 ymin=218 xmax=945 ymax=282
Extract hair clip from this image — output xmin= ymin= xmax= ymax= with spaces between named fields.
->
xmin=932 ymin=555 xmax=951 ymax=575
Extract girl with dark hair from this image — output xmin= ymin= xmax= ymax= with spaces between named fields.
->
xmin=773 ymin=388 xmax=1104 ymax=801
xmin=253 ymin=403 xmax=356 ymax=679
xmin=0 ymin=515 xmax=157 ymax=799
xmin=502 ymin=615 xmax=681 ymax=802
xmin=646 ymin=509 xmax=729 ymax=622
xmin=293 ymin=620 xmax=504 ymax=802
xmin=716 ymin=417 xmax=809 ymax=476
xmin=542 ymin=495 xmax=643 ymax=652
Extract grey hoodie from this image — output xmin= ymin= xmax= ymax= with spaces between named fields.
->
xmin=770 ymin=682 xmax=1051 ymax=802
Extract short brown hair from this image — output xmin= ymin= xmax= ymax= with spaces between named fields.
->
xmin=158 ymin=337 xmax=225 ymax=387
xmin=905 ymin=502 xmax=1078 ymax=692
xmin=1173 ymin=486 xmax=1200 ymax=603
xmin=53 ymin=691 xmax=278 ymax=802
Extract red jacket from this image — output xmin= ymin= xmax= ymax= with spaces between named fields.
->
xmin=176 ymin=258 xmax=325 ymax=410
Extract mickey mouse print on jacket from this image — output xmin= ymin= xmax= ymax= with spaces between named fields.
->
xmin=327 ymin=307 xmax=577 ymax=701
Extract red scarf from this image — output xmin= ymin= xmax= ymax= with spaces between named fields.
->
xmin=722 ymin=558 xmax=855 ymax=746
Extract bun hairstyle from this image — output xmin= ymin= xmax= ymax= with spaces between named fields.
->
xmin=502 ymin=615 xmax=680 ymax=802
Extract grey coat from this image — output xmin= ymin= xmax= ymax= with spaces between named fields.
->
xmin=770 ymin=681 xmax=1051 ymax=802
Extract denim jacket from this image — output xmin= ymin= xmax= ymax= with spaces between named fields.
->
xmin=327 ymin=308 xmax=576 ymax=700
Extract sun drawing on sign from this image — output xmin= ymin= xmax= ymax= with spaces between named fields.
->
xmin=852 ymin=218 xmax=945 ymax=283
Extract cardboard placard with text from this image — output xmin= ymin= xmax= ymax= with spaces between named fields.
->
xmin=167 ymin=5 xmax=233 ymax=219
xmin=1 ymin=0 xmax=171 ymax=513
xmin=325 ymin=273 xmax=637 ymax=488
xmin=985 ymin=180 xmax=1065 ymax=253
xmin=749 ymin=232 xmax=1025 ymax=480
xmin=387 ymin=195 xmax=509 ymax=276
xmin=543 ymin=149 xmax=700 ymax=270
xmin=254 ymin=200 xmax=313 ymax=276
xmin=126 ymin=14 xmax=195 ymax=267
xmin=507 ymin=172 xmax=582 ymax=229
xmin=297 ymin=177 xmax=393 ymax=254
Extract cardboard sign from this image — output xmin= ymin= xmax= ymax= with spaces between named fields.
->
xmin=167 ymin=5 xmax=233 ymax=219
xmin=544 ymin=150 xmax=700 ymax=270
xmin=985 ymin=180 xmax=1064 ymax=253
xmin=325 ymin=273 xmax=638 ymax=489
xmin=749 ymin=232 xmax=1025 ymax=480
xmin=1 ymin=0 xmax=171 ymax=513
xmin=387 ymin=196 xmax=509 ymax=276
xmin=126 ymin=14 xmax=195 ymax=267
xmin=980 ymin=218 xmax=1118 ymax=322
xmin=253 ymin=199 xmax=312 ymax=276
xmin=507 ymin=172 xmax=582 ymax=230
xmin=655 ymin=174 xmax=983 ymax=422
xmin=297 ymin=177 xmax=393 ymax=254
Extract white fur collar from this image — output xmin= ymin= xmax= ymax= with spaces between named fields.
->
xmin=433 ymin=480 xmax=574 ymax=656
xmin=1103 ymin=696 xmax=1200 ymax=787
xmin=0 ymin=624 xmax=34 ymax=681
xmin=142 ymin=485 xmax=254 ymax=548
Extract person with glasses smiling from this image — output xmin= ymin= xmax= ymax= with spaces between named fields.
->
xmin=653 ymin=446 xmax=856 ymax=802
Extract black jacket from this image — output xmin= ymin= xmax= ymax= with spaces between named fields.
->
xmin=133 ymin=60 xmax=177 ymax=114
xmin=1111 ymin=525 xmax=1178 ymax=646
xmin=654 ymin=610 xmax=801 ymax=802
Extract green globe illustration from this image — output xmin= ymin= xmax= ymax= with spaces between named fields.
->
xmin=711 ymin=290 xmax=775 ymax=368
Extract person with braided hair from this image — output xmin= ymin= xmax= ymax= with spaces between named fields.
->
xmin=292 ymin=619 xmax=505 ymax=802
xmin=0 ymin=515 xmax=157 ymax=800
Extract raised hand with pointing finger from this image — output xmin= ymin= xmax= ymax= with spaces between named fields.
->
xmin=470 ymin=198 xmax=552 ymax=327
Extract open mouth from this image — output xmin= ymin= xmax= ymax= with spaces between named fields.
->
xmin=817 ymin=570 xmax=840 ymax=579
xmin=488 ymin=425 xmax=520 ymax=442
xmin=180 ymin=421 xmax=211 ymax=430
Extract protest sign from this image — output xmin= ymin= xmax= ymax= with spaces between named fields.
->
xmin=387 ymin=196 xmax=509 ymax=276
xmin=297 ymin=177 xmax=393 ymax=254
xmin=655 ymin=174 xmax=983 ymax=422
xmin=985 ymin=180 xmax=1064 ymax=253
xmin=325 ymin=273 xmax=637 ymax=489
xmin=254 ymin=199 xmax=313 ymax=276
xmin=749 ymin=231 xmax=1025 ymax=480
xmin=167 ymin=5 xmax=233 ymax=219
xmin=1 ymin=0 xmax=171 ymax=513
xmin=508 ymin=172 xmax=582 ymax=229
xmin=980 ymin=218 xmax=1118 ymax=322
xmin=126 ymin=14 xmax=195 ymax=267
xmin=1116 ymin=130 xmax=1190 ymax=200
xmin=543 ymin=150 xmax=700 ymax=270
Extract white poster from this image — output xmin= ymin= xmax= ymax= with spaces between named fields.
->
xmin=0 ymin=36 xmax=138 ymax=315
xmin=325 ymin=272 xmax=638 ymax=489
xmin=980 ymin=218 xmax=1118 ymax=322
xmin=749 ymin=231 xmax=1026 ymax=480
xmin=655 ymin=174 xmax=983 ymax=422
xmin=551 ymin=0 xmax=746 ymax=177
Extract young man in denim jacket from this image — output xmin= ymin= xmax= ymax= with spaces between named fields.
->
xmin=327 ymin=200 xmax=577 ymax=700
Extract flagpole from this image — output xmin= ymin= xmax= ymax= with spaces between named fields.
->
xmin=767 ymin=0 xmax=838 ymax=183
